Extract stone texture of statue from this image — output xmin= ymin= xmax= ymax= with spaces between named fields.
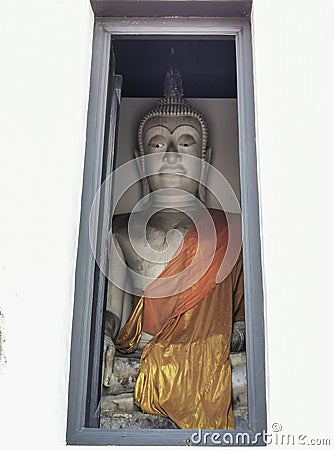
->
xmin=100 ymin=56 xmax=246 ymax=429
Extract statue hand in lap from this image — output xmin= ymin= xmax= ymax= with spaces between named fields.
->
xmin=102 ymin=311 xmax=119 ymax=387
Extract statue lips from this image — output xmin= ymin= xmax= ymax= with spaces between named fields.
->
xmin=159 ymin=163 xmax=187 ymax=174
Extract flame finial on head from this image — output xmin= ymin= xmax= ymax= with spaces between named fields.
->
xmin=163 ymin=48 xmax=184 ymax=99
xmin=137 ymin=48 xmax=209 ymax=159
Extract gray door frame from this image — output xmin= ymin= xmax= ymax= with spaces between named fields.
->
xmin=67 ymin=13 xmax=267 ymax=446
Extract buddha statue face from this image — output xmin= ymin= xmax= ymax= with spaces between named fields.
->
xmin=142 ymin=115 xmax=204 ymax=196
xmin=135 ymin=56 xmax=210 ymax=202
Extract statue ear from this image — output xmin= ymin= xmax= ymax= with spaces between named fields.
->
xmin=134 ymin=150 xmax=151 ymax=200
xmin=198 ymin=147 xmax=212 ymax=203
xmin=204 ymin=147 xmax=212 ymax=165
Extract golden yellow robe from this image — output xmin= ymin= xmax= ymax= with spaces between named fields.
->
xmin=115 ymin=210 xmax=244 ymax=429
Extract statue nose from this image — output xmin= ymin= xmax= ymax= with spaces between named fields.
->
xmin=163 ymin=141 xmax=181 ymax=164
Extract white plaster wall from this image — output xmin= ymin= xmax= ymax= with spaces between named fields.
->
xmin=252 ymin=0 xmax=334 ymax=442
xmin=0 ymin=0 xmax=93 ymax=449
xmin=0 ymin=0 xmax=334 ymax=448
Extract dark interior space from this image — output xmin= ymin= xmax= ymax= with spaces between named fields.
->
xmin=113 ymin=38 xmax=237 ymax=98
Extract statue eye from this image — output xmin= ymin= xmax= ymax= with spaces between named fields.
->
xmin=147 ymin=136 xmax=166 ymax=150
xmin=178 ymin=135 xmax=196 ymax=148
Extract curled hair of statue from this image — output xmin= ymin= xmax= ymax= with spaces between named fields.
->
xmin=137 ymin=49 xmax=209 ymax=161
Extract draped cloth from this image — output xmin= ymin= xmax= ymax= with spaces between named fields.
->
xmin=115 ymin=209 xmax=244 ymax=429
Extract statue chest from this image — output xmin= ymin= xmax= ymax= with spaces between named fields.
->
xmin=116 ymin=224 xmax=189 ymax=292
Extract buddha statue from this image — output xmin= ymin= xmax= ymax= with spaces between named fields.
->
xmin=101 ymin=58 xmax=245 ymax=430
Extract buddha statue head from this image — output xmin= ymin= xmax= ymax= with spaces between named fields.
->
xmin=135 ymin=51 xmax=211 ymax=203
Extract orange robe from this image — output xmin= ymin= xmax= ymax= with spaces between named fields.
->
xmin=115 ymin=209 xmax=244 ymax=429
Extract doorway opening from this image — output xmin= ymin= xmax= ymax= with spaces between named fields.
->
xmin=99 ymin=36 xmax=247 ymax=430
